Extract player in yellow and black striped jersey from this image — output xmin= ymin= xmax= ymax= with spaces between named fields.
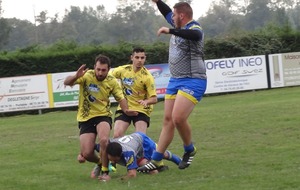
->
xmin=64 ymin=54 xmax=137 ymax=180
xmin=111 ymin=47 xmax=158 ymax=138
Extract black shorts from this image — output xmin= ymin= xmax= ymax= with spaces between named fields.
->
xmin=78 ymin=116 xmax=112 ymax=135
xmin=114 ymin=110 xmax=150 ymax=128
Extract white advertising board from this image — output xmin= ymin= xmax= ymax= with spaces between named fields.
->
xmin=0 ymin=75 xmax=49 ymax=112
xmin=205 ymin=55 xmax=268 ymax=94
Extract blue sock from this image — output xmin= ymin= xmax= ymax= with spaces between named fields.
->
xmin=184 ymin=143 xmax=195 ymax=153
xmin=165 ymin=150 xmax=182 ymax=165
xmin=151 ymin=151 xmax=164 ymax=162
xmin=94 ymin=144 xmax=100 ymax=152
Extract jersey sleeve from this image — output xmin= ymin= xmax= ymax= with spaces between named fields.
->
xmin=75 ymin=70 xmax=92 ymax=85
xmin=111 ymin=66 xmax=122 ymax=79
xmin=123 ymin=151 xmax=139 ymax=170
xmin=74 ymin=77 xmax=84 ymax=85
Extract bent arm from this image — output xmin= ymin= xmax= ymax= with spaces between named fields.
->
xmin=169 ymin=29 xmax=202 ymax=41
xmin=64 ymin=64 xmax=88 ymax=86
xmin=137 ymin=96 xmax=158 ymax=107
xmin=64 ymin=75 xmax=78 ymax=86
xmin=118 ymin=99 xmax=138 ymax=116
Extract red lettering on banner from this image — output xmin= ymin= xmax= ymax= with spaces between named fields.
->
xmin=156 ymin=88 xmax=166 ymax=94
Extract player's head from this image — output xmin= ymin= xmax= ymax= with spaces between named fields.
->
xmin=106 ymin=142 xmax=122 ymax=162
xmin=172 ymin=2 xmax=193 ymax=28
xmin=94 ymin=54 xmax=111 ymax=81
xmin=131 ymin=47 xmax=146 ymax=70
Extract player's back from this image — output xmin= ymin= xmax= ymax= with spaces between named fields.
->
xmin=110 ymin=133 xmax=144 ymax=161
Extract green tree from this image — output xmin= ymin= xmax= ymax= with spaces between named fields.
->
xmin=3 ymin=19 xmax=35 ymax=50
xmin=244 ymin=0 xmax=272 ymax=29
xmin=104 ymin=0 xmax=166 ymax=43
xmin=200 ymin=1 xmax=244 ymax=37
xmin=0 ymin=0 xmax=11 ymax=50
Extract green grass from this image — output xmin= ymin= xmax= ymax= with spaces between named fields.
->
xmin=1 ymin=87 xmax=300 ymax=190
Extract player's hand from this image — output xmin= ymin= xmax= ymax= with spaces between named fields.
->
xmin=137 ymin=100 xmax=148 ymax=107
xmin=151 ymin=0 xmax=159 ymax=3
xmin=124 ymin=109 xmax=138 ymax=116
xmin=157 ymin=27 xmax=170 ymax=36
xmin=98 ymin=174 xmax=111 ymax=182
xmin=77 ymin=153 xmax=86 ymax=163
xmin=76 ymin=64 xmax=89 ymax=78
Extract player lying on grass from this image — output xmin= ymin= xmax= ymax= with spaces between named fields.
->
xmin=78 ymin=132 xmax=181 ymax=181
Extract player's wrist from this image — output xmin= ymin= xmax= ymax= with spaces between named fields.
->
xmin=101 ymin=166 xmax=109 ymax=175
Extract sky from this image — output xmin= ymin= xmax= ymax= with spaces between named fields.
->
xmin=1 ymin=0 xmax=214 ymax=23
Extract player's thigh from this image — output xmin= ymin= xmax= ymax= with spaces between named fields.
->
xmin=164 ymin=99 xmax=175 ymax=119
xmin=79 ymin=133 xmax=97 ymax=153
xmin=172 ymin=94 xmax=195 ymax=121
xmin=113 ymin=120 xmax=130 ymax=137
xmin=134 ymin=120 xmax=148 ymax=133
xmin=96 ymin=121 xmax=111 ymax=142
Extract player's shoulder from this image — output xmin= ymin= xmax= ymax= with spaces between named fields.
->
xmin=105 ymin=73 xmax=119 ymax=82
xmin=187 ymin=20 xmax=202 ymax=30
xmin=116 ymin=64 xmax=132 ymax=71
xmin=84 ymin=69 xmax=95 ymax=76
xmin=80 ymin=69 xmax=95 ymax=81
xmin=140 ymin=66 xmax=153 ymax=77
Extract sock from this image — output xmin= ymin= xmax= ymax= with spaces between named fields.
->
xmin=101 ymin=166 xmax=109 ymax=175
xmin=151 ymin=151 xmax=164 ymax=162
xmin=165 ymin=150 xmax=182 ymax=165
xmin=184 ymin=143 xmax=195 ymax=153
xmin=94 ymin=143 xmax=100 ymax=152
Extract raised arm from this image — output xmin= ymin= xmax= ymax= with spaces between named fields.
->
xmin=64 ymin=64 xmax=88 ymax=86
xmin=152 ymin=0 xmax=172 ymax=18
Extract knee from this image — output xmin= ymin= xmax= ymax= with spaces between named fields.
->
xmin=113 ymin=131 xmax=123 ymax=138
xmin=172 ymin=115 xmax=185 ymax=127
xmin=163 ymin=114 xmax=173 ymax=125
xmin=81 ymin=150 xmax=94 ymax=160
xmin=99 ymin=137 xmax=109 ymax=146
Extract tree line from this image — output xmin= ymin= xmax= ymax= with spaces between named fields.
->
xmin=0 ymin=0 xmax=300 ymax=51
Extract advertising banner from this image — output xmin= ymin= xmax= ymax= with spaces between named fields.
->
xmin=205 ymin=55 xmax=268 ymax=94
xmin=0 ymin=75 xmax=49 ymax=112
xmin=269 ymin=52 xmax=300 ymax=88
xmin=145 ymin=64 xmax=170 ymax=98
xmin=50 ymin=72 xmax=79 ymax=108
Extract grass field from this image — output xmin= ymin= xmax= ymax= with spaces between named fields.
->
xmin=1 ymin=87 xmax=300 ymax=190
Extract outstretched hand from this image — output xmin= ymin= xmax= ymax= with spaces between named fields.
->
xmin=76 ymin=64 xmax=89 ymax=78
xmin=151 ymin=0 xmax=159 ymax=3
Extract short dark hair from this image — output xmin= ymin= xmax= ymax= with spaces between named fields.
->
xmin=95 ymin=54 xmax=111 ymax=68
xmin=106 ymin=142 xmax=122 ymax=157
xmin=132 ymin=47 xmax=145 ymax=54
xmin=173 ymin=2 xmax=193 ymax=18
